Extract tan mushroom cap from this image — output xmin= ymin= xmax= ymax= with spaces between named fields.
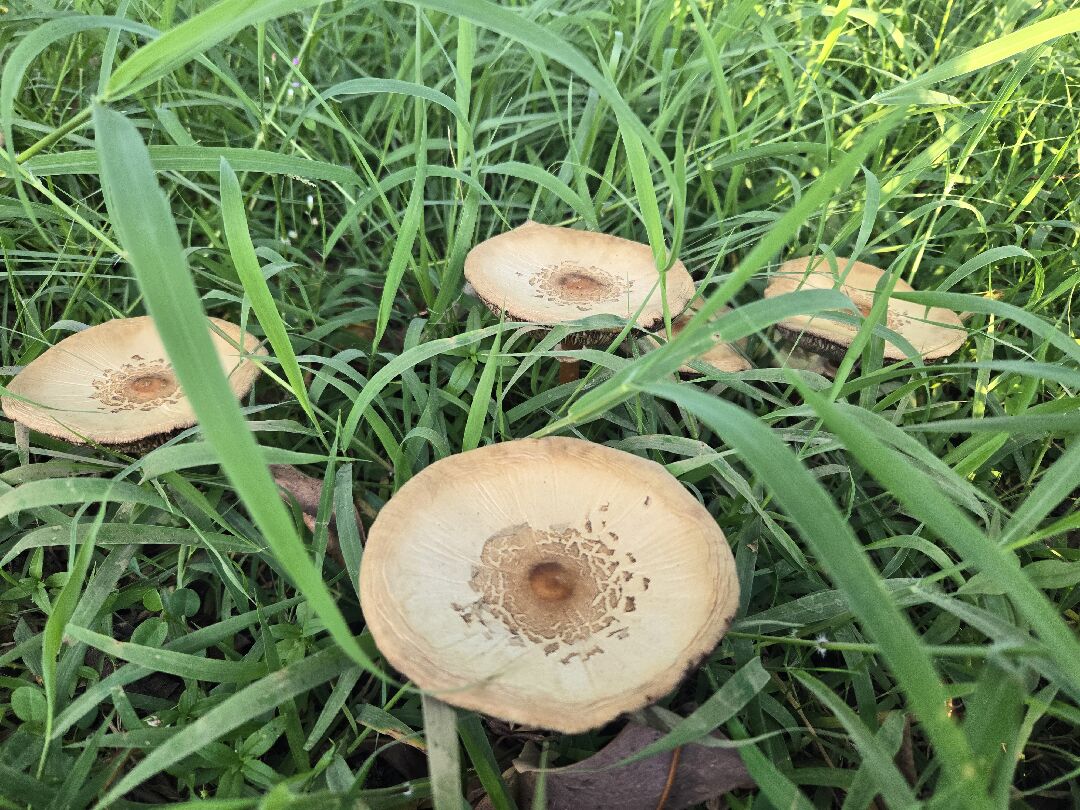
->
xmin=765 ymin=256 xmax=966 ymax=361
xmin=639 ymin=303 xmax=751 ymax=375
xmin=2 ymin=316 xmax=265 ymax=445
xmin=359 ymin=437 xmax=739 ymax=734
xmin=464 ymin=222 xmax=695 ymax=330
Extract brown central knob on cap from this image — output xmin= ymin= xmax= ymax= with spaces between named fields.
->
xmin=127 ymin=373 xmax=177 ymax=402
xmin=557 ymin=271 xmax=605 ymax=297
xmin=528 ymin=561 xmax=576 ymax=602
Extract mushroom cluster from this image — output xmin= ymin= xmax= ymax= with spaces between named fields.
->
xmin=2 ymin=316 xmax=264 ymax=449
xmin=0 ymin=222 xmax=976 ymax=746
xmin=359 ymin=436 xmax=739 ymax=733
xmin=463 ymin=223 xmax=968 ymax=386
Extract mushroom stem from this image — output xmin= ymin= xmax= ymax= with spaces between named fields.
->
xmin=960 ymin=290 xmax=1004 ymax=321
xmin=557 ymin=358 xmax=581 ymax=385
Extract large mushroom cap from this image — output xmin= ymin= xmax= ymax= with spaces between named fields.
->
xmin=639 ymin=303 xmax=751 ymax=375
xmin=2 ymin=316 xmax=265 ymax=445
xmin=359 ymin=437 xmax=739 ymax=733
xmin=765 ymin=256 xmax=966 ymax=362
xmin=464 ymin=222 xmax=695 ymax=330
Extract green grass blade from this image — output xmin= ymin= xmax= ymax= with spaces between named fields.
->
xmin=644 ymin=382 xmax=986 ymax=805
xmin=620 ymin=657 xmax=770 ymax=764
xmin=103 ymin=0 xmax=323 ymax=102
xmin=0 ymin=478 xmax=168 ymax=519
xmin=64 ymin=624 xmax=267 ymax=682
xmin=374 ymin=161 xmax=426 ymax=350
xmin=797 ymin=673 xmax=919 ymax=808
xmin=25 ymin=146 xmax=363 ymax=185
xmin=1000 ymin=440 xmax=1080 ymax=546
xmin=461 ymin=326 xmax=501 ymax=451
xmin=795 ymin=385 xmax=1080 ymax=693
xmin=458 ymin=713 xmax=518 ymax=810
xmin=93 ymin=646 xmax=350 ymax=808
xmin=219 ymin=157 xmax=321 ymax=435
xmin=36 ymin=510 xmax=100 ymax=777
xmin=874 ymin=9 xmax=1080 ymax=103
xmin=52 ymin=598 xmax=301 ymax=740
xmin=423 ymin=695 xmax=467 ymax=810
xmin=728 ymin=719 xmax=816 ymax=810
xmin=92 ymin=103 xmax=386 ymax=679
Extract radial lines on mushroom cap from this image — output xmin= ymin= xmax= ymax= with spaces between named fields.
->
xmin=463 ymin=221 xmax=694 ymax=328
xmin=0 ymin=316 xmax=266 ymax=445
xmin=358 ymin=437 xmax=739 ymax=733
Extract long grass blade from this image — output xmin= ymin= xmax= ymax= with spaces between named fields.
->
xmin=92 ymin=103 xmax=385 ymax=679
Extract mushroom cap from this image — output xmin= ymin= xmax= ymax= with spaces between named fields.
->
xmin=464 ymin=222 xmax=695 ymax=330
xmin=765 ymin=256 xmax=966 ymax=362
xmin=2 ymin=316 xmax=265 ymax=445
xmin=359 ymin=437 xmax=739 ymax=733
xmin=639 ymin=303 xmax=751 ymax=375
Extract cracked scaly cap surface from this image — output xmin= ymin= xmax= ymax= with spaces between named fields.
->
xmin=359 ymin=437 xmax=739 ymax=733
xmin=2 ymin=316 xmax=266 ymax=445
xmin=464 ymin=222 xmax=695 ymax=330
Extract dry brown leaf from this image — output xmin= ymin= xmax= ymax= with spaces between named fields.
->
xmin=476 ymin=722 xmax=754 ymax=810
xmin=270 ymin=464 xmax=364 ymax=568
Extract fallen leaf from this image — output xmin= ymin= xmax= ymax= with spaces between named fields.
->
xmin=270 ymin=464 xmax=364 ymax=567
xmin=476 ymin=722 xmax=755 ymax=810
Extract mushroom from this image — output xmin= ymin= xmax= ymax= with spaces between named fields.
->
xmin=1 ymin=316 xmax=265 ymax=448
xmin=765 ymin=256 xmax=966 ymax=365
xmin=358 ymin=436 xmax=739 ymax=733
xmin=638 ymin=302 xmax=751 ymax=377
xmin=464 ymin=222 xmax=695 ymax=382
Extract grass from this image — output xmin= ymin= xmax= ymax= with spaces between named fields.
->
xmin=1 ymin=0 xmax=1079 ymax=807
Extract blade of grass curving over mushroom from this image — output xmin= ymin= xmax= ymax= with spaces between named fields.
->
xmin=643 ymin=382 xmax=989 ymax=807
xmin=92 ymin=103 xmax=387 ymax=680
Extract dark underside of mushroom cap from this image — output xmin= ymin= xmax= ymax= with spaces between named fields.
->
xmin=475 ymin=295 xmax=681 ymax=346
xmin=6 ymin=419 xmax=187 ymax=454
xmin=111 ymin=428 xmax=185 ymax=454
xmin=774 ymin=324 xmax=956 ymax=365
